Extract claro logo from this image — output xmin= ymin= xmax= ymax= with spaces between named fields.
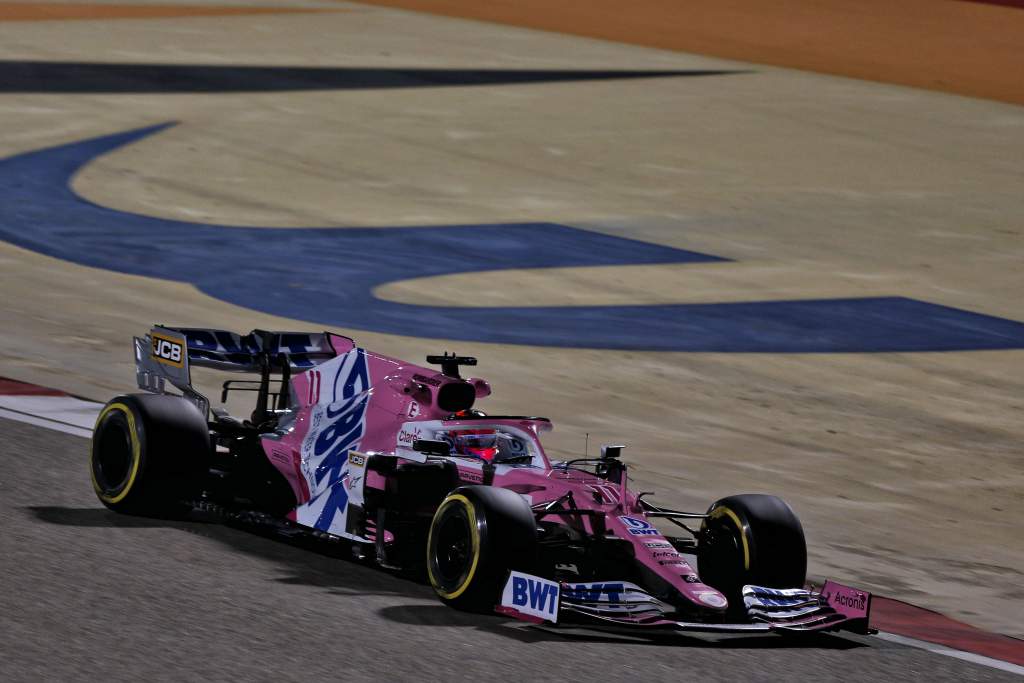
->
xmin=151 ymin=333 xmax=184 ymax=368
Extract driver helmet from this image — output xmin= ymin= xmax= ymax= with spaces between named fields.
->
xmin=449 ymin=429 xmax=500 ymax=461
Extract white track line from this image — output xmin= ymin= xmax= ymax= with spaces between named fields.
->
xmin=1 ymin=392 xmax=1021 ymax=675
xmin=875 ymin=632 xmax=1024 ymax=676
xmin=0 ymin=406 xmax=94 ymax=438
xmin=0 ymin=395 xmax=99 ymax=439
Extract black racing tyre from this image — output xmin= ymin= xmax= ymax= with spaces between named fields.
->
xmin=697 ymin=494 xmax=807 ymax=610
xmin=90 ymin=393 xmax=211 ymax=515
xmin=426 ymin=486 xmax=537 ymax=611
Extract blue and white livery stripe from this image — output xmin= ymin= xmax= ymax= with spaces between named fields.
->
xmin=742 ymin=585 xmax=824 ymax=613
xmin=294 ymin=349 xmax=370 ymax=536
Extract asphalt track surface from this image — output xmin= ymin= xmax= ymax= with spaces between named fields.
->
xmin=0 ymin=417 xmax=1015 ymax=682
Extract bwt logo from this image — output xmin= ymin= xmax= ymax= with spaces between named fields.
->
xmin=510 ymin=576 xmax=559 ymax=615
xmin=151 ymin=334 xmax=184 ymax=367
xmin=563 ymin=582 xmax=625 ymax=603
xmin=619 ymin=516 xmax=659 ymax=536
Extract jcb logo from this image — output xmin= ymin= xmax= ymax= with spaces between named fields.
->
xmin=151 ymin=334 xmax=184 ymax=367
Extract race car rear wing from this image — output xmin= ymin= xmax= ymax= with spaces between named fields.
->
xmin=135 ymin=325 xmax=347 ymax=417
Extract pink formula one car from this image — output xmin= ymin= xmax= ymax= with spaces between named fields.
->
xmin=90 ymin=326 xmax=872 ymax=636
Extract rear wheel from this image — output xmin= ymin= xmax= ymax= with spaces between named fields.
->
xmin=697 ymin=494 xmax=806 ymax=610
xmin=427 ymin=486 xmax=537 ymax=611
xmin=90 ymin=394 xmax=210 ymax=515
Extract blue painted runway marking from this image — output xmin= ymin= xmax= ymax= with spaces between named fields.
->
xmin=2 ymin=122 xmax=1023 ymax=352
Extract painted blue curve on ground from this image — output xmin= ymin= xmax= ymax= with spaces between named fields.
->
xmin=2 ymin=122 xmax=1023 ymax=352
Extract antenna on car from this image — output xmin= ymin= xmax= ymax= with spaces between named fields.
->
xmin=584 ymin=432 xmax=589 ymax=457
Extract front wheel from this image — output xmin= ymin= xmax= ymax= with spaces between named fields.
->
xmin=426 ymin=486 xmax=537 ymax=611
xmin=697 ymin=494 xmax=807 ymax=610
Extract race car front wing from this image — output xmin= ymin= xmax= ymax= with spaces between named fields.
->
xmin=496 ymin=571 xmax=872 ymax=635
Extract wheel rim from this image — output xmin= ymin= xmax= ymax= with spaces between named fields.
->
xmin=428 ymin=495 xmax=484 ymax=600
xmin=433 ymin=506 xmax=473 ymax=587
xmin=94 ymin=417 xmax=133 ymax=493
xmin=699 ymin=521 xmax=746 ymax=597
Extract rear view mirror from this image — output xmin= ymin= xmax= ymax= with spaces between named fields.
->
xmin=413 ymin=439 xmax=451 ymax=456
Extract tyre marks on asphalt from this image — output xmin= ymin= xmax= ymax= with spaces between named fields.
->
xmin=0 ymin=61 xmax=734 ymax=94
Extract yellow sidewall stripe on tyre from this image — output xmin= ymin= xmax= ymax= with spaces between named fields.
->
xmin=710 ymin=505 xmax=750 ymax=571
xmin=427 ymin=494 xmax=481 ymax=600
xmin=90 ymin=403 xmax=141 ymax=505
